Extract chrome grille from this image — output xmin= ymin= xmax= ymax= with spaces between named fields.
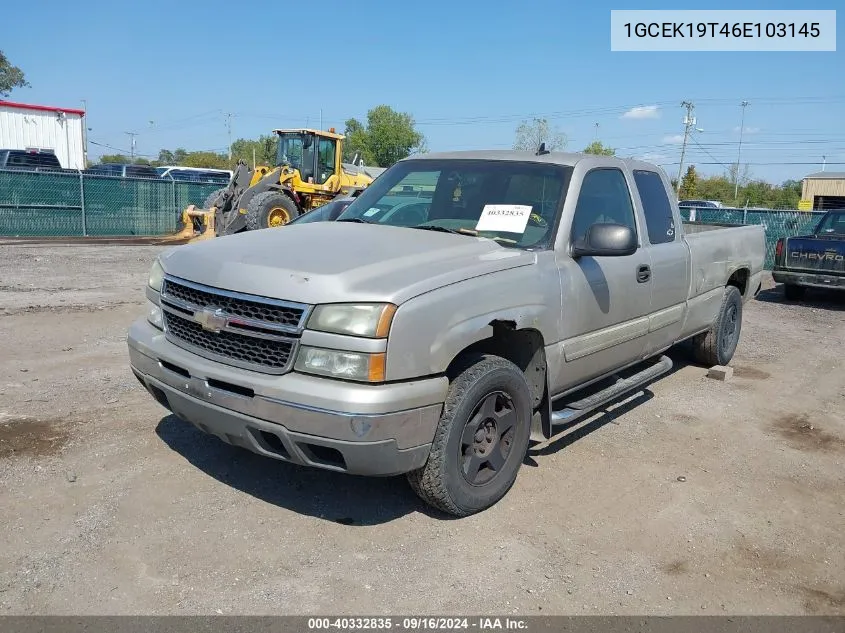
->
xmin=162 ymin=278 xmax=305 ymax=328
xmin=159 ymin=276 xmax=310 ymax=374
xmin=164 ymin=312 xmax=295 ymax=371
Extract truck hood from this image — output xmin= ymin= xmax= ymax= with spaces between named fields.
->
xmin=159 ymin=222 xmax=536 ymax=305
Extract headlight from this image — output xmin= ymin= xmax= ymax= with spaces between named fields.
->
xmin=294 ymin=346 xmax=385 ymax=382
xmin=307 ymin=303 xmax=396 ymax=338
xmin=147 ymin=299 xmax=163 ymax=330
xmin=148 ymin=259 xmax=164 ymax=292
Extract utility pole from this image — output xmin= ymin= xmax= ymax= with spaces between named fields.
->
xmin=733 ymin=100 xmax=750 ymax=199
xmin=822 ymin=155 xmax=826 ymax=172
xmin=675 ymin=101 xmax=695 ymax=197
xmin=225 ymin=113 xmax=234 ymax=161
xmin=594 ymin=122 xmax=599 ymax=141
xmin=320 ymin=109 xmax=323 ymax=131
xmin=124 ymin=132 xmax=137 ymax=161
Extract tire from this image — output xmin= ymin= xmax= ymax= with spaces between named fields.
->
xmin=407 ymin=354 xmax=533 ymax=517
xmin=692 ymin=285 xmax=743 ymax=367
xmin=245 ymin=191 xmax=298 ymax=231
xmin=202 ymin=187 xmax=227 ymax=210
xmin=784 ymin=284 xmax=805 ymax=301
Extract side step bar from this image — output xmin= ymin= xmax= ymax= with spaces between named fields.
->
xmin=541 ymin=355 xmax=674 ymax=439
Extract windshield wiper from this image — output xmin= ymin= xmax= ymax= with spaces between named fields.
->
xmin=336 ymin=217 xmax=371 ymax=224
xmin=411 ymin=225 xmax=477 ymax=236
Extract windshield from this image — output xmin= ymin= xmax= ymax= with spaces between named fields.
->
xmin=276 ymin=132 xmax=312 ymax=169
xmin=336 ymin=159 xmax=572 ymax=249
xmin=816 ymin=211 xmax=845 ymax=235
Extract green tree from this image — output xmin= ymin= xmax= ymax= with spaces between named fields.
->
xmin=342 ymin=118 xmax=375 ymax=165
xmin=0 ymin=50 xmax=29 ymax=97
xmin=513 ymin=118 xmax=567 ymax=152
xmin=679 ymin=165 xmax=699 ymax=199
xmin=582 ymin=141 xmax=615 ymax=156
xmin=99 ymin=154 xmax=131 ymax=163
xmin=157 ymin=149 xmax=175 ymax=165
xmin=230 ymin=134 xmax=278 ymax=167
xmin=348 ymin=105 xmax=425 ymax=168
xmin=181 ymin=151 xmax=230 ymax=169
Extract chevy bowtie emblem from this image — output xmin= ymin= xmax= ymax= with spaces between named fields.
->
xmin=193 ymin=307 xmax=228 ymax=333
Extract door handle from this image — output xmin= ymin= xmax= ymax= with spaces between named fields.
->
xmin=636 ymin=264 xmax=651 ymax=283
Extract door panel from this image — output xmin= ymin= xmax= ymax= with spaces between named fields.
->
xmin=550 ymin=166 xmax=652 ymax=394
xmin=631 ymin=169 xmax=691 ymax=355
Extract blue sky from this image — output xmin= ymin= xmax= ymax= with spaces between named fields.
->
xmin=2 ymin=0 xmax=842 ymax=184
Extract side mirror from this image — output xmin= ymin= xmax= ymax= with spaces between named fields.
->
xmin=571 ymin=223 xmax=637 ymax=258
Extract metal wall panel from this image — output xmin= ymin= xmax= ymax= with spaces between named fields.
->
xmin=0 ymin=106 xmax=85 ymax=169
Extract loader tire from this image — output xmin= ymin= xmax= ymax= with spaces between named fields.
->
xmin=245 ymin=191 xmax=298 ymax=231
xmin=202 ymin=188 xmax=227 ymax=210
xmin=692 ymin=285 xmax=743 ymax=367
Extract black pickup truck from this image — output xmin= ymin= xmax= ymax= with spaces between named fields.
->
xmin=772 ymin=209 xmax=845 ymax=299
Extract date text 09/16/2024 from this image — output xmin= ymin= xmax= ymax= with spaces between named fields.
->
xmin=307 ymin=617 xmax=529 ymax=631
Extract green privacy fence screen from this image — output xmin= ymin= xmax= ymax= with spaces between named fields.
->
xmin=679 ymin=206 xmax=827 ymax=269
xmin=0 ymin=169 xmax=222 ymax=237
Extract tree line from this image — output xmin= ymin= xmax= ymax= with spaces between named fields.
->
xmin=99 ymin=105 xmax=428 ymax=171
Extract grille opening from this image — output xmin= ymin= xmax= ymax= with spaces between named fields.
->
xmin=299 ymin=443 xmax=346 ymax=469
xmin=257 ymin=431 xmax=291 ymax=458
xmin=160 ymin=300 xmax=193 ymax=316
xmin=207 ymin=378 xmax=254 ymax=398
xmin=160 ymin=360 xmax=190 ymax=378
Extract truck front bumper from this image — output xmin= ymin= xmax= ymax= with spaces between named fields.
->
xmin=771 ymin=269 xmax=845 ymax=291
xmin=127 ymin=319 xmax=447 ymax=476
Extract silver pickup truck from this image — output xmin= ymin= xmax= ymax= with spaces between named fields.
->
xmin=127 ymin=150 xmax=765 ymax=517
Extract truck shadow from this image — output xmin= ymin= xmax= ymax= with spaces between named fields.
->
xmin=755 ymin=284 xmax=845 ymax=311
xmin=526 ymin=390 xmax=655 ymax=460
xmin=154 ymin=415 xmax=441 ymax=525
xmin=525 ymin=344 xmax=695 ymax=460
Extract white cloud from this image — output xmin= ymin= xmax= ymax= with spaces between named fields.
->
xmin=621 ymin=105 xmax=661 ymax=120
xmin=662 ymin=134 xmax=685 ymax=144
xmin=733 ymin=126 xmax=760 ymax=134
xmin=637 ymin=152 xmax=671 ymax=164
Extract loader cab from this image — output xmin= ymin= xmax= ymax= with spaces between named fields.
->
xmin=274 ymin=128 xmax=341 ymax=186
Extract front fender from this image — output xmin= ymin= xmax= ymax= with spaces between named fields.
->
xmin=384 ymin=263 xmax=561 ymax=381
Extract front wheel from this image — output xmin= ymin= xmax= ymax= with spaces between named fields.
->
xmin=407 ymin=354 xmax=532 ymax=517
xmin=245 ymin=191 xmax=299 ymax=231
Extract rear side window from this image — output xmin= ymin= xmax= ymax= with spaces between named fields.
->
xmin=570 ymin=168 xmax=637 ymax=244
xmin=633 ymin=170 xmax=676 ymax=244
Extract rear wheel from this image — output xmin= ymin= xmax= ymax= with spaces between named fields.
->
xmin=245 ymin=191 xmax=299 ymax=230
xmin=784 ymin=284 xmax=805 ymax=301
xmin=407 ymin=354 xmax=532 ymax=517
xmin=692 ymin=285 xmax=743 ymax=367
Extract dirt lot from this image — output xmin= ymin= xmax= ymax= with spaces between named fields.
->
xmin=0 ymin=242 xmax=843 ymax=616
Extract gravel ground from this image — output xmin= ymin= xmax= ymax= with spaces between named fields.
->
xmin=0 ymin=242 xmax=843 ymax=616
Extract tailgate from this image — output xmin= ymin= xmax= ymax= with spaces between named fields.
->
xmin=783 ymin=237 xmax=845 ymax=275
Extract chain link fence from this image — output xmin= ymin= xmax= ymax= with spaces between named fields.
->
xmin=679 ymin=206 xmax=828 ymax=269
xmin=0 ymin=169 xmax=222 ymax=237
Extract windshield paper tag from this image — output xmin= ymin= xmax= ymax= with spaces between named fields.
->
xmin=363 ymin=207 xmax=381 ymax=217
xmin=475 ymin=205 xmax=533 ymax=233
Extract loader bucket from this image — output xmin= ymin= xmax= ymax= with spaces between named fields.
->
xmin=161 ymin=205 xmax=217 ymax=243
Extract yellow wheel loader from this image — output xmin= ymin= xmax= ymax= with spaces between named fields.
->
xmin=178 ymin=128 xmax=384 ymax=240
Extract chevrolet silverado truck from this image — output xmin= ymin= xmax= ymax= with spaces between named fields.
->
xmin=772 ymin=208 xmax=845 ymax=300
xmin=127 ymin=150 xmax=765 ymax=517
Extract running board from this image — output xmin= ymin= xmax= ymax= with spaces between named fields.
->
xmin=547 ymin=355 xmax=674 ymax=432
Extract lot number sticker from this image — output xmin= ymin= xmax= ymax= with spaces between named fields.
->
xmin=475 ymin=204 xmax=533 ymax=233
